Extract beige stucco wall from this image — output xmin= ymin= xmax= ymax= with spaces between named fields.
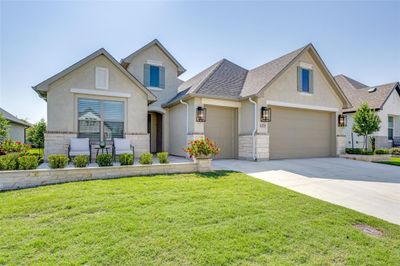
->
xmin=126 ymin=45 xmax=180 ymax=108
xmin=47 ymin=54 xmax=149 ymax=134
xmin=168 ymin=104 xmax=187 ymax=156
xmin=8 ymin=122 xmax=26 ymax=143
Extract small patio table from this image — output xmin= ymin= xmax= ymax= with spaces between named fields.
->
xmin=95 ymin=146 xmax=112 ymax=156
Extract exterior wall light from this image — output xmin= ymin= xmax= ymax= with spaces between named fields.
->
xmin=260 ymin=106 xmax=271 ymax=122
xmin=338 ymin=114 xmax=347 ymax=127
xmin=196 ymin=106 xmax=207 ymax=122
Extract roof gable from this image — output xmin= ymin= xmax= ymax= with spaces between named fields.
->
xmin=334 ymin=75 xmax=399 ymax=112
xmin=32 ymin=48 xmax=156 ymax=102
xmin=0 ymin=107 xmax=31 ymax=127
xmin=121 ymin=39 xmax=186 ymax=76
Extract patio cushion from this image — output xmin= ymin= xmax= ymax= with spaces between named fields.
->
xmin=69 ymin=150 xmax=90 ymax=156
xmin=114 ymin=138 xmax=131 ymax=151
xmin=70 ymin=138 xmax=90 ymax=152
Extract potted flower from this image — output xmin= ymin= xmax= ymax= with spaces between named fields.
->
xmin=184 ymin=137 xmax=220 ymax=160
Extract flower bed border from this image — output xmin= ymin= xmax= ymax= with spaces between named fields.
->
xmin=340 ymin=154 xmax=392 ymax=162
xmin=0 ymin=159 xmax=212 ymax=191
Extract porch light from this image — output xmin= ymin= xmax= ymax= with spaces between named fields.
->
xmin=260 ymin=106 xmax=271 ymax=122
xmin=196 ymin=106 xmax=207 ymax=122
xmin=338 ymin=114 xmax=347 ymax=127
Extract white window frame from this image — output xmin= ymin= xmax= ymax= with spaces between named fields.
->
xmin=95 ymin=67 xmax=109 ymax=90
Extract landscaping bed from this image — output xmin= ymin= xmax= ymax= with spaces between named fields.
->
xmin=0 ymin=171 xmax=399 ymax=265
xmin=342 ymin=148 xmax=399 ymax=162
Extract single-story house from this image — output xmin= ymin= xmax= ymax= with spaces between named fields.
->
xmin=335 ymin=75 xmax=400 ymax=149
xmin=0 ymin=107 xmax=31 ymax=143
xmin=33 ymin=39 xmax=352 ymax=160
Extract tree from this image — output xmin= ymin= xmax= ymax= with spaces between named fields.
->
xmin=27 ymin=119 xmax=46 ymax=149
xmin=0 ymin=113 xmax=9 ymax=143
xmin=352 ymin=102 xmax=381 ymax=150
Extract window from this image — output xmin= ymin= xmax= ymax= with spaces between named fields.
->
xmin=95 ymin=67 xmax=109 ymax=89
xmin=388 ymin=116 xmax=394 ymax=140
xmin=78 ymin=99 xmax=124 ymax=142
xmin=298 ymin=67 xmax=313 ymax=93
xmin=144 ymin=64 xmax=165 ymax=88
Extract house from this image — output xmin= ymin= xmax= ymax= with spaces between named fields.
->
xmin=335 ymin=75 xmax=400 ymax=149
xmin=0 ymin=107 xmax=31 ymax=143
xmin=33 ymin=39 xmax=352 ymax=160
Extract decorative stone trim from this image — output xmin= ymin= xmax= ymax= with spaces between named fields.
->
xmin=0 ymin=159 xmax=213 ymax=191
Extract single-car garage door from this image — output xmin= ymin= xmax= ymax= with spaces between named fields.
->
xmin=269 ymin=106 xmax=335 ymax=159
xmin=204 ymin=105 xmax=238 ymax=159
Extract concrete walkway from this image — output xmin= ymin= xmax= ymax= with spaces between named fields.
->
xmin=213 ymin=158 xmax=400 ymax=225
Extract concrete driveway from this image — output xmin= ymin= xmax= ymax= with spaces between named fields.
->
xmin=213 ymin=158 xmax=400 ymax=225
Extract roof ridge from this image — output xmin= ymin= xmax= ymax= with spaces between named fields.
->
xmin=194 ymin=59 xmax=226 ymax=93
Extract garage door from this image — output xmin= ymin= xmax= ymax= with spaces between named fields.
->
xmin=204 ymin=105 xmax=238 ymax=159
xmin=269 ymin=106 xmax=335 ymax=159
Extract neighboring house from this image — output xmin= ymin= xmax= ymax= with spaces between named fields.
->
xmin=33 ymin=39 xmax=351 ymax=160
xmin=335 ymin=75 xmax=400 ymax=149
xmin=0 ymin=107 xmax=31 ymax=143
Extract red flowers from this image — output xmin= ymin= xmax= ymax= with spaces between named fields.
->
xmin=184 ymin=137 xmax=220 ymax=158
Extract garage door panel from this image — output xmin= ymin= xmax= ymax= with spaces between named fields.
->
xmin=269 ymin=106 xmax=334 ymax=159
xmin=204 ymin=105 xmax=238 ymax=159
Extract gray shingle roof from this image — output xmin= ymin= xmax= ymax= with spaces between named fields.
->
xmin=241 ymin=45 xmax=307 ymax=97
xmin=334 ymin=74 xmax=399 ymax=112
xmin=0 ymin=107 xmax=31 ymax=127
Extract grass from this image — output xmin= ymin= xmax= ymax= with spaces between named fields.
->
xmin=0 ymin=171 xmax=399 ymax=265
xmin=376 ymin=157 xmax=400 ymax=166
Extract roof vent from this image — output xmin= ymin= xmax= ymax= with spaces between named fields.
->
xmin=368 ymin=87 xmax=377 ymax=93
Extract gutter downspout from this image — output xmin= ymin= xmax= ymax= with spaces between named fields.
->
xmin=249 ymin=97 xmax=257 ymax=161
xmin=180 ymin=99 xmax=189 ymax=136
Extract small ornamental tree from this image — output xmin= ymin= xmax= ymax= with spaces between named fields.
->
xmin=0 ymin=113 xmax=9 ymax=143
xmin=352 ymin=102 xmax=381 ymax=150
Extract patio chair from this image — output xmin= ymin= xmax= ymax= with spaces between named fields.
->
xmin=113 ymin=138 xmax=134 ymax=161
xmin=393 ymin=137 xmax=400 ymax=147
xmin=68 ymin=138 xmax=92 ymax=162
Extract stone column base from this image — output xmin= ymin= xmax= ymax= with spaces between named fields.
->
xmin=44 ymin=132 xmax=77 ymax=160
xmin=125 ymin=134 xmax=150 ymax=156
xmin=238 ymin=134 xmax=269 ymax=160
xmin=336 ymin=135 xmax=346 ymax=155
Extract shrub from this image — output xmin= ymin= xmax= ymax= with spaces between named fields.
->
xmin=375 ymin=149 xmax=390 ymax=155
xmin=18 ymin=155 xmax=39 ymax=170
xmin=0 ymin=153 xmax=19 ymax=170
xmin=119 ymin=153 xmax=134 ymax=166
xmin=345 ymin=148 xmax=374 ymax=155
xmin=184 ymin=137 xmax=220 ymax=159
xmin=157 ymin=152 xmax=169 ymax=164
xmin=0 ymin=139 xmax=30 ymax=154
xmin=390 ymin=148 xmax=400 ymax=156
xmin=72 ymin=155 xmax=89 ymax=168
xmin=96 ymin=154 xmax=113 ymax=167
xmin=48 ymin=154 xmax=69 ymax=169
xmin=139 ymin=153 xmax=153 ymax=165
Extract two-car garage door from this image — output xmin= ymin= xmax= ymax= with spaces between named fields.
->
xmin=269 ymin=106 xmax=335 ymax=159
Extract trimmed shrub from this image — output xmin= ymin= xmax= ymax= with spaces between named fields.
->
xmin=72 ymin=155 xmax=89 ymax=168
xmin=157 ymin=152 xmax=169 ymax=164
xmin=375 ymin=149 xmax=390 ymax=155
xmin=119 ymin=153 xmax=134 ymax=166
xmin=96 ymin=154 xmax=113 ymax=167
xmin=0 ymin=153 xmax=19 ymax=170
xmin=390 ymin=148 xmax=400 ymax=156
xmin=345 ymin=148 xmax=374 ymax=155
xmin=139 ymin=152 xmax=153 ymax=165
xmin=48 ymin=154 xmax=69 ymax=169
xmin=18 ymin=155 xmax=39 ymax=170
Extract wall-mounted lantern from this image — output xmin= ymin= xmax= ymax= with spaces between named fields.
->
xmin=260 ymin=106 xmax=271 ymax=122
xmin=338 ymin=114 xmax=347 ymax=127
xmin=196 ymin=106 xmax=207 ymax=122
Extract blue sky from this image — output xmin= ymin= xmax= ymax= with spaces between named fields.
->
xmin=1 ymin=1 xmax=399 ymax=123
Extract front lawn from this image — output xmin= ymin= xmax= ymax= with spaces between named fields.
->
xmin=1 ymin=172 xmax=399 ymax=265
xmin=377 ymin=157 xmax=400 ymax=166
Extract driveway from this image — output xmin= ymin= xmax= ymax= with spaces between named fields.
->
xmin=213 ymin=158 xmax=400 ymax=225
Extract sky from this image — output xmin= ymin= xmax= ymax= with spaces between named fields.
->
xmin=1 ymin=1 xmax=399 ymax=124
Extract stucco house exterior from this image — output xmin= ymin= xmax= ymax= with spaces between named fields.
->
xmin=0 ymin=107 xmax=31 ymax=143
xmin=335 ymin=75 xmax=400 ymax=149
xmin=33 ymin=39 xmax=352 ymax=160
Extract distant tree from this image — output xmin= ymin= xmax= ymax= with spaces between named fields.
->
xmin=0 ymin=113 xmax=9 ymax=143
xmin=352 ymin=102 xmax=381 ymax=150
xmin=27 ymin=119 xmax=46 ymax=149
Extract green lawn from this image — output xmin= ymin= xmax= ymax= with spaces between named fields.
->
xmin=377 ymin=157 xmax=400 ymax=166
xmin=1 ymin=172 xmax=399 ymax=265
